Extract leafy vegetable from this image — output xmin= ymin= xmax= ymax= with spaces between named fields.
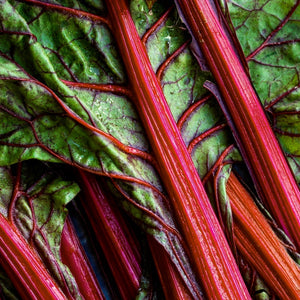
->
xmin=0 ymin=0 xmax=299 ymax=299
xmin=175 ymin=0 xmax=300 ymax=250
xmin=0 ymin=161 xmax=80 ymax=299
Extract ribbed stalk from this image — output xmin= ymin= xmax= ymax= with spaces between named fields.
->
xmin=227 ymin=173 xmax=300 ymax=299
xmin=61 ymin=218 xmax=105 ymax=300
xmin=78 ymin=171 xmax=141 ymax=299
xmin=105 ymin=1 xmax=250 ymax=298
xmin=0 ymin=214 xmax=66 ymax=300
xmin=175 ymin=0 xmax=300 ymax=249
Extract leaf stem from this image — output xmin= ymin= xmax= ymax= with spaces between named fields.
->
xmin=177 ymin=94 xmax=212 ymax=130
xmin=78 ymin=171 xmax=141 ymax=299
xmin=148 ymin=236 xmax=196 ymax=300
xmin=60 ymin=80 xmax=132 ymax=98
xmin=61 ymin=217 xmax=105 ymax=300
xmin=227 ymin=173 xmax=300 ymax=299
xmin=141 ymin=6 xmax=174 ymax=44
xmin=175 ymin=0 xmax=300 ymax=249
xmin=18 ymin=0 xmax=108 ymax=24
xmin=105 ymin=1 xmax=250 ymax=298
xmin=156 ymin=40 xmax=190 ymax=81
xmin=0 ymin=214 xmax=66 ymax=300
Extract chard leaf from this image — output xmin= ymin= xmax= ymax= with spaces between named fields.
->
xmin=0 ymin=1 xmax=202 ymax=295
xmin=2 ymin=0 xmax=297 ymax=297
xmin=0 ymin=0 xmax=245 ymax=295
xmin=219 ymin=0 xmax=300 ymax=183
xmin=131 ymin=0 xmax=241 ymax=243
xmin=0 ymin=161 xmax=81 ymax=298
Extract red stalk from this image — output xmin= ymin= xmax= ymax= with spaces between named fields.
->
xmin=61 ymin=217 xmax=105 ymax=300
xmin=148 ymin=237 xmax=195 ymax=300
xmin=0 ymin=214 xmax=66 ymax=300
xmin=78 ymin=170 xmax=141 ymax=300
xmin=105 ymin=1 xmax=250 ymax=298
xmin=175 ymin=0 xmax=300 ymax=249
xmin=227 ymin=173 xmax=300 ymax=299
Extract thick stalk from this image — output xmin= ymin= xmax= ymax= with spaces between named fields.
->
xmin=106 ymin=1 xmax=250 ymax=299
xmin=227 ymin=173 xmax=300 ymax=299
xmin=175 ymin=0 xmax=300 ymax=249
xmin=0 ymin=214 xmax=66 ymax=300
xmin=61 ymin=218 xmax=105 ymax=300
xmin=78 ymin=171 xmax=141 ymax=300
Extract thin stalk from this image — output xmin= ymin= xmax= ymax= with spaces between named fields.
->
xmin=148 ymin=236 xmax=195 ymax=300
xmin=78 ymin=171 xmax=141 ymax=300
xmin=0 ymin=214 xmax=66 ymax=300
xmin=175 ymin=0 xmax=300 ymax=249
xmin=61 ymin=217 xmax=105 ymax=300
xmin=105 ymin=1 xmax=250 ymax=298
xmin=227 ymin=173 xmax=300 ymax=299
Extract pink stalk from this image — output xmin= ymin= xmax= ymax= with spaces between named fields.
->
xmin=78 ymin=171 xmax=141 ymax=300
xmin=105 ymin=0 xmax=250 ymax=298
xmin=61 ymin=218 xmax=105 ymax=300
xmin=0 ymin=214 xmax=66 ymax=300
xmin=175 ymin=0 xmax=300 ymax=249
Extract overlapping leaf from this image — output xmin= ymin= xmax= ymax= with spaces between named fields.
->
xmin=0 ymin=0 xmax=203 ymax=295
xmin=2 ymin=0 xmax=298 ymax=298
xmin=219 ymin=0 xmax=300 ymax=182
xmin=131 ymin=0 xmax=241 ymax=241
xmin=0 ymin=161 xmax=81 ymax=298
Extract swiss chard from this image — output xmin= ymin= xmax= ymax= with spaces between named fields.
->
xmin=175 ymin=0 xmax=300 ymax=250
xmin=0 ymin=0 xmax=299 ymax=299
xmin=106 ymin=0 xmax=250 ymax=299
xmin=78 ymin=171 xmax=142 ymax=300
xmin=0 ymin=161 xmax=81 ymax=299
xmin=61 ymin=217 xmax=105 ymax=300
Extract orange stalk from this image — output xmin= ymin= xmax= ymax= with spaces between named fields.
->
xmin=227 ymin=173 xmax=300 ymax=299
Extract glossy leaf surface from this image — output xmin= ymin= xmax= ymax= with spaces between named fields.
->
xmin=0 ymin=0 xmax=299 ymax=298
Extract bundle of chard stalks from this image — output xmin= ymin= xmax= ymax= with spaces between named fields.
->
xmin=0 ymin=0 xmax=300 ymax=299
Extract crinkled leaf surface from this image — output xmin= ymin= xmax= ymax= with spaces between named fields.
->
xmin=0 ymin=0 xmax=246 ymax=296
xmin=2 ymin=0 xmax=298 ymax=298
xmin=219 ymin=0 xmax=300 ymax=182
xmin=0 ymin=0 xmax=203 ymax=295
xmin=0 ymin=160 xmax=81 ymax=298
xmin=131 ymin=0 xmax=241 ymax=241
